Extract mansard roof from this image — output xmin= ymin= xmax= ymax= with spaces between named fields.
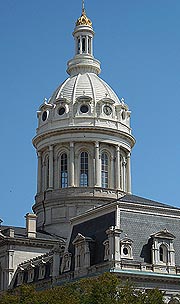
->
xmin=0 ymin=225 xmax=65 ymax=242
xmin=118 ymin=194 xmax=180 ymax=210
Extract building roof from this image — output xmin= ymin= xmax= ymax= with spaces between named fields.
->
xmin=50 ymin=73 xmax=121 ymax=105
xmin=118 ymin=194 xmax=180 ymax=210
xmin=0 ymin=225 xmax=65 ymax=241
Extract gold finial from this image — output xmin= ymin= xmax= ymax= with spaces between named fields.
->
xmin=76 ymin=0 xmax=92 ymax=27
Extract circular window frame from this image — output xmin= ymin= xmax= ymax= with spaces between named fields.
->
xmin=123 ymin=247 xmax=129 ymax=256
xmin=80 ymin=104 xmax=89 ymax=114
xmin=103 ymin=105 xmax=112 ymax=116
xmin=121 ymin=110 xmax=126 ymax=120
xmin=42 ymin=110 xmax=49 ymax=122
xmin=58 ymin=106 xmax=66 ymax=116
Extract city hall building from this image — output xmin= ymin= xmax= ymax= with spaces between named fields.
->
xmin=0 ymin=5 xmax=180 ymax=302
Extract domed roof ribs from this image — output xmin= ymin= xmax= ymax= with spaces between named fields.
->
xmin=56 ymin=78 xmax=70 ymax=100
xmin=96 ymin=75 xmax=120 ymax=103
xmin=87 ymin=73 xmax=96 ymax=103
xmin=72 ymin=74 xmax=80 ymax=104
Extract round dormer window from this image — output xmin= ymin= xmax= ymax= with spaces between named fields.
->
xmin=80 ymin=104 xmax=89 ymax=113
xmin=123 ymin=247 xmax=129 ymax=255
xmin=42 ymin=111 xmax=48 ymax=122
xmin=122 ymin=111 xmax=126 ymax=120
xmin=103 ymin=105 xmax=112 ymax=115
xmin=58 ymin=106 xmax=66 ymax=116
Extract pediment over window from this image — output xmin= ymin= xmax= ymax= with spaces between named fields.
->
xmin=151 ymin=229 xmax=175 ymax=240
xmin=120 ymin=237 xmax=133 ymax=244
xmin=76 ymin=95 xmax=92 ymax=103
xmin=98 ymin=97 xmax=115 ymax=105
xmin=72 ymin=233 xmax=94 ymax=245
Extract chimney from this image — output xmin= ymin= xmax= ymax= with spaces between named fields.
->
xmin=25 ymin=213 xmax=37 ymax=238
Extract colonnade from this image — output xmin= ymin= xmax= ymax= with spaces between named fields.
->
xmin=37 ymin=142 xmax=131 ymax=194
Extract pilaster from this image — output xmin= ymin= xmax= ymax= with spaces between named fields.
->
xmin=48 ymin=145 xmax=54 ymax=190
xmin=95 ymin=142 xmax=101 ymax=187
xmin=69 ymin=142 xmax=75 ymax=187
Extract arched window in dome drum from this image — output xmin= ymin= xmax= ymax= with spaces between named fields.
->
xmin=101 ymin=152 xmax=108 ymax=188
xmin=60 ymin=153 xmax=68 ymax=188
xmin=80 ymin=152 xmax=88 ymax=187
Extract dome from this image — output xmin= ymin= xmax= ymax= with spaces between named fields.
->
xmin=76 ymin=10 xmax=92 ymax=27
xmin=50 ymin=73 xmax=121 ymax=104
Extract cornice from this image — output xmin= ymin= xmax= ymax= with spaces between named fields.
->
xmin=33 ymin=126 xmax=136 ymax=148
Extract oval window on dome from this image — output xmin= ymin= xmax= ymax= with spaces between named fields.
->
xmin=122 ymin=111 xmax=126 ymax=120
xmin=80 ymin=105 xmax=89 ymax=114
xmin=42 ymin=111 xmax=48 ymax=122
xmin=103 ymin=105 xmax=112 ymax=116
xmin=58 ymin=106 xmax=66 ymax=116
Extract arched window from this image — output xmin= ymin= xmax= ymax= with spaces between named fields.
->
xmin=159 ymin=244 xmax=168 ymax=263
xmin=101 ymin=152 xmax=108 ymax=188
xmin=80 ymin=152 xmax=88 ymax=187
xmin=82 ymin=37 xmax=86 ymax=53
xmin=60 ymin=153 xmax=68 ymax=188
xmin=77 ymin=38 xmax=80 ymax=54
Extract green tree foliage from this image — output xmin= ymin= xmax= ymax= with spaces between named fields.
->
xmin=0 ymin=273 xmax=166 ymax=304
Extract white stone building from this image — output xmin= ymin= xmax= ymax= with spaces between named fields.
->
xmin=0 ymin=5 xmax=180 ymax=302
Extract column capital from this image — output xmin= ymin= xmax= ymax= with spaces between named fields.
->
xmin=37 ymin=151 xmax=42 ymax=157
xmin=116 ymin=145 xmax=120 ymax=152
xmin=49 ymin=145 xmax=53 ymax=151
xmin=95 ymin=141 xmax=99 ymax=148
xmin=70 ymin=142 xmax=74 ymax=148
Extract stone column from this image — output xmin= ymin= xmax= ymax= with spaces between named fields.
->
xmin=37 ymin=151 xmax=42 ymax=193
xmin=126 ymin=153 xmax=131 ymax=194
xmin=110 ymin=156 xmax=115 ymax=189
xmin=48 ymin=145 xmax=54 ymax=189
xmin=69 ymin=142 xmax=75 ymax=187
xmin=95 ymin=142 xmax=101 ymax=187
xmin=7 ymin=249 xmax=14 ymax=286
xmin=122 ymin=157 xmax=127 ymax=192
xmin=116 ymin=146 xmax=120 ymax=190
xmin=85 ymin=36 xmax=88 ymax=54
xmin=80 ymin=36 xmax=82 ymax=54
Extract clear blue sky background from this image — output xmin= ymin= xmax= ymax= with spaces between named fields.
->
xmin=0 ymin=0 xmax=180 ymax=227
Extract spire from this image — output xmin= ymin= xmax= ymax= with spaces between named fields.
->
xmin=82 ymin=0 xmax=85 ymax=13
xmin=76 ymin=0 xmax=92 ymax=27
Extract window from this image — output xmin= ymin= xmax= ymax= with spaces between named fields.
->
xmin=77 ymin=38 xmax=80 ymax=54
xmin=80 ymin=104 xmax=89 ymax=113
xmin=80 ymin=152 xmax=88 ymax=187
xmin=120 ymin=238 xmax=133 ymax=259
xmin=159 ymin=244 xmax=168 ymax=263
xmin=82 ymin=37 xmax=86 ymax=53
xmin=58 ymin=106 xmax=65 ymax=116
xmin=151 ymin=229 xmax=175 ymax=268
xmin=61 ymin=153 xmax=68 ymax=188
xmin=101 ymin=152 xmax=108 ymax=188
xmin=72 ymin=233 xmax=93 ymax=270
xmin=88 ymin=37 xmax=91 ymax=54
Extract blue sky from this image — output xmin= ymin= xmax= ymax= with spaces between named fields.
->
xmin=0 ymin=0 xmax=180 ymax=227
